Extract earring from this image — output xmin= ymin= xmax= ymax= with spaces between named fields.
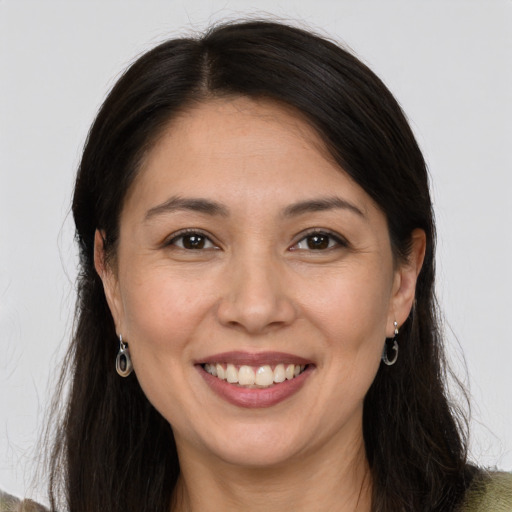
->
xmin=382 ymin=321 xmax=399 ymax=366
xmin=116 ymin=334 xmax=133 ymax=377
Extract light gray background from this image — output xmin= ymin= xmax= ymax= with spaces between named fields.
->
xmin=1 ymin=0 xmax=511 ymax=502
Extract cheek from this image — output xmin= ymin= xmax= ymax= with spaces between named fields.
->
xmin=119 ymin=271 xmax=212 ymax=357
xmin=298 ymin=263 xmax=392 ymax=391
xmin=116 ymin=272 xmax=213 ymax=424
xmin=301 ymin=263 xmax=393 ymax=339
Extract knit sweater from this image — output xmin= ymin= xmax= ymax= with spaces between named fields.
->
xmin=457 ymin=471 xmax=512 ymax=511
xmin=0 ymin=491 xmax=47 ymax=512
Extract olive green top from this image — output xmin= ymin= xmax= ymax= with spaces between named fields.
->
xmin=1 ymin=472 xmax=511 ymax=511
xmin=457 ymin=471 xmax=512 ymax=511
xmin=0 ymin=490 xmax=47 ymax=512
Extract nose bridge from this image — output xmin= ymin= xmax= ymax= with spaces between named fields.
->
xmin=217 ymin=246 xmax=295 ymax=333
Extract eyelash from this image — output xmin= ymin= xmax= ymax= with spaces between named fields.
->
xmin=165 ymin=229 xmax=219 ymax=250
xmin=165 ymin=228 xmax=348 ymax=252
xmin=290 ymin=229 xmax=348 ymax=251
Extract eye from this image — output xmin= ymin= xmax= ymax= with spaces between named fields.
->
xmin=291 ymin=230 xmax=347 ymax=251
xmin=167 ymin=230 xmax=218 ymax=250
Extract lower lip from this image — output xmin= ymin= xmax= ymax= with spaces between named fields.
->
xmin=197 ymin=365 xmax=313 ymax=408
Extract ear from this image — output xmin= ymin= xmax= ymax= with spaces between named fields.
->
xmin=387 ymin=228 xmax=426 ymax=336
xmin=94 ymin=230 xmax=124 ymax=334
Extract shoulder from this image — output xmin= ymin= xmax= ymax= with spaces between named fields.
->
xmin=0 ymin=490 xmax=48 ymax=512
xmin=459 ymin=471 xmax=512 ymax=511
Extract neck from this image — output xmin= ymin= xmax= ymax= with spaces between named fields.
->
xmin=171 ymin=430 xmax=372 ymax=512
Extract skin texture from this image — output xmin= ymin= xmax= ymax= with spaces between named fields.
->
xmin=95 ymin=97 xmax=425 ymax=512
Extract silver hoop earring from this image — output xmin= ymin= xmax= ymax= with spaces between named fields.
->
xmin=382 ymin=321 xmax=399 ymax=366
xmin=116 ymin=334 xmax=133 ymax=377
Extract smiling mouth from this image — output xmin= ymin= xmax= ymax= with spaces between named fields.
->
xmin=202 ymin=363 xmax=308 ymax=388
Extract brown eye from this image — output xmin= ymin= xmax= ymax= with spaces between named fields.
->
xmin=169 ymin=232 xmax=217 ymax=250
xmin=306 ymin=234 xmax=330 ymax=250
xmin=292 ymin=231 xmax=347 ymax=251
xmin=182 ymin=234 xmax=206 ymax=249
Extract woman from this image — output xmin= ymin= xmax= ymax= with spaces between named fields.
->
xmin=7 ymin=20 xmax=511 ymax=512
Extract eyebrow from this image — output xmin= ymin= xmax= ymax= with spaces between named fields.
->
xmin=144 ymin=196 xmax=229 ymax=221
xmin=144 ymin=195 xmax=365 ymax=222
xmin=282 ymin=196 xmax=365 ymax=218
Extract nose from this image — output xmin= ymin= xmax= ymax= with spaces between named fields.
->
xmin=216 ymin=254 xmax=297 ymax=335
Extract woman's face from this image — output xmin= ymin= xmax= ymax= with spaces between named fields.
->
xmin=98 ymin=97 xmax=422 ymax=469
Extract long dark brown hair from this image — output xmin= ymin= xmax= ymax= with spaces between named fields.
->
xmin=48 ymin=20 xmax=477 ymax=511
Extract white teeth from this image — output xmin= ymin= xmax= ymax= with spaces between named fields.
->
xmin=204 ymin=362 xmax=307 ymax=387
xmin=226 ymin=364 xmax=238 ymax=383
xmin=238 ymin=365 xmax=256 ymax=385
xmin=255 ymin=365 xmax=274 ymax=386
xmin=216 ymin=364 xmax=225 ymax=380
xmin=273 ymin=364 xmax=286 ymax=383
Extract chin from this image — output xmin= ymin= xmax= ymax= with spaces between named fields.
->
xmin=194 ymin=420 xmax=314 ymax=469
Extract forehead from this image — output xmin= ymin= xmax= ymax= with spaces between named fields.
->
xmin=123 ymin=96 xmax=376 ymax=219
xmin=148 ymin=96 xmax=333 ymax=172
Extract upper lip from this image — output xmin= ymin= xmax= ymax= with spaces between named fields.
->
xmin=196 ymin=351 xmax=313 ymax=366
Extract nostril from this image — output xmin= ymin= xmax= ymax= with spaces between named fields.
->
xmin=216 ymin=290 xmax=297 ymax=334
